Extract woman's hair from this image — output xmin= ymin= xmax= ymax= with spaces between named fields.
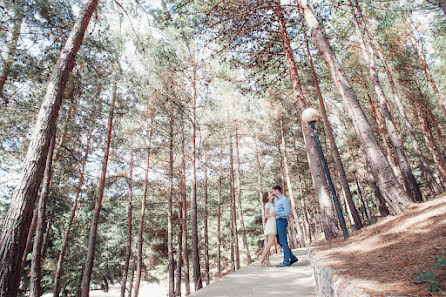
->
xmin=262 ymin=192 xmax=269 ymax=204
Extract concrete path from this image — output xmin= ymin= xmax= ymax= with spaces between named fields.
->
xmin=191 ymin=248 xmax=316 ymax=297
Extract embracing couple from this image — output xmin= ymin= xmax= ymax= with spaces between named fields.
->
xmin=259 ymin=185 xmax=298 ymax=267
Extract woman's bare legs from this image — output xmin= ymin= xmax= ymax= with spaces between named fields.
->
xmin=260 ymin=234 xmax=276 ymax=265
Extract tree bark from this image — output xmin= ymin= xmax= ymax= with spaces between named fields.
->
xmin=30 ymin=132 xmax=56 ymax=297
xmin=168 ymin=102 xmax=175 ymax=297
xmin=190 ymin=61 xmax=203 ymax=291
xmin=276 ymin=133 xmax=287 ymax=197
xmin=175 ymin=128 xmax=183 ymax=297
xmin=279 ymin=113 xmax=305 ymax=246
xmin=0 ymin=0 xmax=25 ymax=96
xmin=254 ymin=139 xmax=266 ymax=229
xmin=297 ymin=0 xmax=412 ymax=214
xmin=180 ymin=119 xmax=190 ymax=295
xmin=229 ymin=132 xmax=240 ymax=270
xmin=133 ymin=111 xmax=155 ymax=297
xmin=234 ymin=120 xmax=252 ymax=264
xmin=301 ymin=18 xmax=363 ymax=230
xmin=53 ymin=128 xmax=92 ymax=297
xmin=349 ymin=0 xmax=422 ymax=203
xmin=216 ymin=147 xmax=223 ymax=275
xmin=81 ymin=79 xmax=116 ymax=297
xmin=0 ymin=1 xmax=98 ymax=295
xmin=272 ymin=1 xmax=339 ymax=239
xmin=120 ymin=147 xmax=134 ymax=297
xmin=203 ymin=148 xmax=210 ymax=285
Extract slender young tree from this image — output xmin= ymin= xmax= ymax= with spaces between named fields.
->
xmin=168 ymin=102 xmax=175 ymax=297
xmin=134 ymin=111 xmax=155 ymax=297
xmin=228 ymin=132 xmax=238 ymax=271
xmin=216 ymin=147 xmax=223 ymax=275
xmin=53 ymin=128 xmax=93 ymax=297
xmin=0 ymin=1 xmax=99 ymax=295
xmin=254 ymin=138 xmax=266 ymax=229
xmin=120 ymin=147 xmax=134 ymax=297
xmin=297 ymin=0 xmax=412 ymax=213
xmin=175 ymin=123 xmax=183 ymax=297
xmin=203 ymin=147 xmax=210 ymax=285
xmin=190 ymin=61 xmax=203 ymax=291
xmin=234 ymin=119 xmax=252 ymax=264
xmin=30 ymin=132 xmax=56 ymax=297
xmin=180 ymin=119 xmax=190 ymax=295
xmin=81 ymin=80 xmax=117 ymax=297
xmin=279 ymin=113 xmax=305 ymax=246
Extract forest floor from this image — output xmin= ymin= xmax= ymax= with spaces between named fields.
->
xmin=311 ymin=193 xmax=446 ymax=296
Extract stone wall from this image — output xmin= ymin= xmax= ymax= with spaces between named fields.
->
xmin=308 ymin=248 xmax=371 ymax=297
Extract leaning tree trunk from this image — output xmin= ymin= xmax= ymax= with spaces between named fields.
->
xmin=297 ymin=0 xmax=412 ymax=214
xmin=81 ymin=80 xmax=117 ymax=297
xmin=0 ymin=1 xmax=98 ymax=295
xmin=0 ymin=0 xmax=25 ymax=96
xmin=234 ymin=119 xmax=252 ymax=264
xmin=272 ymin=1 xmax=339 ymax=239
xmin=353 ymin=0 xmax=442 ymax=196
xmin=53 ymin=128 xmax=93 ymax=297
xmin=216 ymin=147 xmax=223 ymax=275
xmin=349 ymin=0 xmax=422 ymax=203
xmin=301 ymin=18 xmax=363 ymax=230
xmin=190 ymin=61 xmax=203 ymax=291
xmin=120 ymin=147 xmax=134 ymax=297
xmin=134 ymin=112 xmax=155 ymax=297
xmin=280 ymin=113 xmax=305 ymax=246
xmin=180 ymin=119 xmax=190 ymax=296
xmin=203 ymin=148 xmax=210 ymax=285
xmin=168 ymin=102 xmax=175 ymax=297
xmin=30 ymin=132 xmax=56 ymax=297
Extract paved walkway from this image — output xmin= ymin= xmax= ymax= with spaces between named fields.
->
xmin=192 ymin=248 xmax=316 ymax=297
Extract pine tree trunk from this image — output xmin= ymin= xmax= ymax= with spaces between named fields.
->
xmin=229 ymin=132 xmax=240 ymax=270
xmin=276 ymin=133 xmax=287 ymax=197
xmin=81 ymin=79 xmax=116 ymax=297
xmin=358 ymin=69 xmax=402 ymax=183
xmin=353 ymin=1 xmax=442 ymax=196
xmin=180 ymin=119 xmax=190 ymax=296
xmin=128 ymin=255 xmax=136 ymax=297
xmin=234 ymin=120 xmax=252 ymax=264
xmin=175 ymin=127 xmax=183 ymax=297
xmin=301 ymin=19 xmax=363 ymax=230
xmin=0 ymin=1 xmax=98 ymax=295
xmin=134 ymin=112 xmax=155 ymax=297
xmin=272 ymin=1 xmax=339 ymax=239
xmin=168 ymin=102 xmax=175 ymax=297
xmin=30 ymin=133 xmax=56 ymax=297
xmin=349 ymin=0 xmax=422 ymax=203
xmin=190 ymin=61 xmax=203 ymax=291
xmin=279 ymin=113 xmax=305 ymax=246
xmin=120 ymin=147 xmax=133 ymax=297
xmin=216 ymin=147 xmax=223 ymax=275
xmin=0 ymin=0 xmax=25 ymax=96
xmin=53 ymin=128 xmax=93 ymax=297
xmin=298 ymin=0 xmax=412 ymax=214
xmin=228 ymin=133 xmax=236 ymax=271
xmin=203 ymin=148 xmax=210 ymax=285
xmin=19 ymin=207 xmax=38 ymax=284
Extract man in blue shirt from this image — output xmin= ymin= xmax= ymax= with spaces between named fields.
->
xmin=271 ymin=185 xmax=298 ymax=267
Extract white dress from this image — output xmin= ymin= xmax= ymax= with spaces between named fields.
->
xmin=264 ymin=202 xmax=277 ymax=235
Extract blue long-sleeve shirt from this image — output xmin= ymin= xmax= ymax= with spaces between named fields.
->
xmin=273 ymin=194 xmax=290 ymax=219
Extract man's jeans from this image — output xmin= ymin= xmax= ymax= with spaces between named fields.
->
xmin=276 ymin=218 xmax=294 ymax=264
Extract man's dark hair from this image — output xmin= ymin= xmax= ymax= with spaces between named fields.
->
xmin=272 ymin=185 xmax=282 ymax=193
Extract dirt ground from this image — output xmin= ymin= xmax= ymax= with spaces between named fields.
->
xmin=311 ymin=193 xmax=446 ymax=297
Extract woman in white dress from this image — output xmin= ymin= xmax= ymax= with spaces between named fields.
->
xmin=260 ymin=192 xmax=276 ymax=267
